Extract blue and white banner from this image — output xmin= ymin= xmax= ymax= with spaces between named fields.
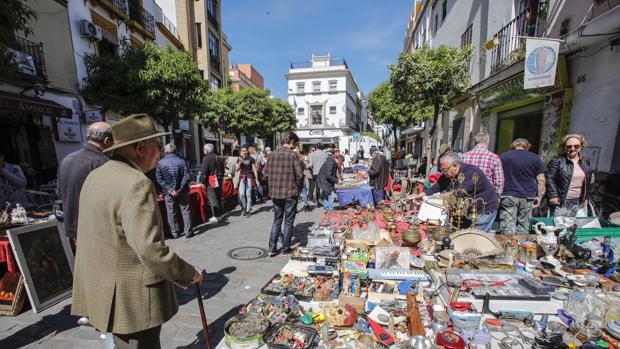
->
xmin=524 ymin=38 xmax=560 ymax=89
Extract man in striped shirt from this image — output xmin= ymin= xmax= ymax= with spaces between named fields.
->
xmin=461 ymin=132 xmax=504 ymax=197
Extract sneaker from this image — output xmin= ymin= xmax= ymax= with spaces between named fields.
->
xmin=208 ymin=217 xmax=218 ymax=224
xmin=268 ymin=250 xmax=279 ymax=257
xmin=171 ymin=233 xmax=179 ymax=239
xmin=77 ymin=317 xmax=89 ymax=326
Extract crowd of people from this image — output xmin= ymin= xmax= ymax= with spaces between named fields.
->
xmin=0 ymin=110 xmax=598 ymax=347
xmin=414 ymin=131 xmax=596 ymax=235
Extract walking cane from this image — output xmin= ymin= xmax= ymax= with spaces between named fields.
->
xmin=195 ymin=283 xmax=212 ymax=349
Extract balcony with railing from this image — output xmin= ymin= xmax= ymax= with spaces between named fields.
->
xmin=489 ymin=1 xmax=548 ymax=74
xmin=5 ymin=36 xmax=47 ymax=82
xmin=127 ymin=2 xmax=156 ymax=39
xmin=290 ymin=58 xmax=348 ymax=70
xmin=91 ymin=0 xmax=128 ymax=19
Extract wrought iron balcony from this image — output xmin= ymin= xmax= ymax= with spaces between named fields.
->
xmin=6 ymin=36 xmax=47 ymax=80
xmin=128 ymin=2 xmax=155 ymax=36
xmin=489 ymin=1 xmax=548 ymax=74
xmin=90 ymin=0 xmax=127 ymax=19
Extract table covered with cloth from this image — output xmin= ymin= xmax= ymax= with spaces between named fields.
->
xmin=0 ymin=236 xmax=17 ymax=272
xmin=157 ymin=178 xmax=237 ymax=235
xmin=335 ymin=184 xmax=374 ymax=207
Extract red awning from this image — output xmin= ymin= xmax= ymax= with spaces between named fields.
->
xmin=0 ymin=90 xmax=72 ymax=118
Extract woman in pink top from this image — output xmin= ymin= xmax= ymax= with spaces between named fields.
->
xmin=545 ymin=134 xmax=595 ymax=215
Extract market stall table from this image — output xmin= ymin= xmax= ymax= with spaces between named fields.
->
xmin=336 ymin=184 xmax=374 ymax=207
xmin=0 ymin=236 xmax=17 ymax=272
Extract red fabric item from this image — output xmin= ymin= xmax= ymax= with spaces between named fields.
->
xmin=428 ymin=173 xmax=442 ymax=184
xmin=0 ymin=236 xmax=17 ymax=272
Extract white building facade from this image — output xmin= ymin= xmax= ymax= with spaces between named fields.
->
xmin=286 ymin=55 xmax=364 ymax=151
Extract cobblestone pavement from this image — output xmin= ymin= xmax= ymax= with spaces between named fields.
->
xmin=0 ymin=200 xmax=322 ymax=348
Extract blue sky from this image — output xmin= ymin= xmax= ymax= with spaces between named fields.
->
xmin=221 ymin=0 xmax=414 ymax=100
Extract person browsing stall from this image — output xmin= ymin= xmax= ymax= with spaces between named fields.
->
xmin=499 ymin=138 xmax=546 ymax=234
xmin=156 ymin=143 xmax=192 ymax=239
xmin=414 ymin=152 xmax=499 ymax=232
xmin=545 ymin=134 xmax=595 ymax=216
xmin=72 ymin=114 xmax=203 ymax=348
xmin=461 ymin=132 xmax=504 ymax=197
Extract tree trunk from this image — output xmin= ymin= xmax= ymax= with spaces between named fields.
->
xmin=392 ymin=126 xmax=398 ymax=150
xmin=426 ymin=102 xmax=440 ymax=175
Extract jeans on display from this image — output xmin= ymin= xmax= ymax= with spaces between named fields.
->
xmin=371 ymin=188 xmax=385 ymax=206
xmin=269 ymin=197 xmax=298 ymax=252
xmin=164 ymin=191 xmax=191 ymax=237
xmin=238 ymin=177 xmax=253 ymax=212
xmin=205 ymin=177 xmax=223 ymax=218
xmin=474 ymin=210 xmax=497 ymax=233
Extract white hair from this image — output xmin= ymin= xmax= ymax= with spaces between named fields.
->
xmin=440 ymin=151 xmax=460 ymax=166
xmin=164 ymin=143 xmax=176 ymax=154
xmin=204 ymin=143 xmax=214 ymax=153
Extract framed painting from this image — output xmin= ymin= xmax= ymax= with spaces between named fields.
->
xmin=7 ymin=221 xmax=74 ymax=313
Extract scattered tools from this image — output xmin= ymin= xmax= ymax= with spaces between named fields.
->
xmin=481 ymin=293 xmax=534 ymax=323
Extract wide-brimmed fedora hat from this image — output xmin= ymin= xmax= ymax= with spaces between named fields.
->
xmin=104 ymin=114 xmax=170 ymax=152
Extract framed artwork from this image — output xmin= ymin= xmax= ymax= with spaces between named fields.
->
xmin=7 ymin=221 xmax=74 ymax=313
xmin=0 ymin=272 xmax=27 ymax=316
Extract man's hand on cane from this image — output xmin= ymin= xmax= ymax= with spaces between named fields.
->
xmin=192 ymin=266 xmax=204 ymax=284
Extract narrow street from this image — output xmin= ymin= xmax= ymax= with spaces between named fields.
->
xmin=0 ymin=201 xmax=322 ymax=348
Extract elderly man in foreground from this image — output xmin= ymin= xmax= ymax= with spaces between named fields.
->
xmin=414 ymin=152 xmax=499 ymax=232
xmin=72 ymin=114 xmax=203 ymax=349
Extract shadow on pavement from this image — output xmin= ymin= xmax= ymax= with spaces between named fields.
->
xmin=175 ymin=304 xmax=243 ymax=349
xmin=290 ymin=222 xmax=313 ymax=247
xmin=0 ymin=304 xmax=79 ymax=348
xmin=175 ymin=266 xmax=236 ymax=306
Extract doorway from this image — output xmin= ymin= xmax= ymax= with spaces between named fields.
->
xmin=496 ymin=102 xmax=543 ymax=155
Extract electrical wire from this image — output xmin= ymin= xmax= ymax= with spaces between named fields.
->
xmin=572 ymin=43 xmax=612 ymax=58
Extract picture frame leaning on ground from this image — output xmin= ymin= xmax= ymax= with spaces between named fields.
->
xmin=7 ymin=221 xmax=75 ymax=313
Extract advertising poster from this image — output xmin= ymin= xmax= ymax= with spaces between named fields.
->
xmin=524 ymin=38 xmax=560 ymax=89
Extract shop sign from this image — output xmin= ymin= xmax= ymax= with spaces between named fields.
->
xmin=57 ymin=113 xmax=82 ymax=142
xmin=178 ymin=119 xmax=190 ymax=131
xmin=524 ymin=38 xmax=560 ymax=89
xmin=477 ymin=73 xmax=542 ymax=111
xmin=84 ymin=110 xmax=103 ymax=123
xmin=0 ymin=92 xmax=72 ymax=118
xmin=309 ymin=129 xmax=325 ymax=136
xmin=6 ymin=48 xmax=36 ymax=76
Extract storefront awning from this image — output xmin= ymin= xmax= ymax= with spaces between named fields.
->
xmin=0 ymin=91 xmax=72 ymax=118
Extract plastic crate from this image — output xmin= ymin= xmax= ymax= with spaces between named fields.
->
xmin=529 ymin=216 xmax=620 ymax=242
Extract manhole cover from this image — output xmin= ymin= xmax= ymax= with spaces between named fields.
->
xmin=227 ymin=246 xmax=268 ymax=260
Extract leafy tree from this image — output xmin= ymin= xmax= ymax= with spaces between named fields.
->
xmin=83 ymin=42 xmax=205 ymax=129
xmin=0 ymin=0 xmax=38 ymax=74
xmin=268 ymin=97 xmax=296 ymax=135
xmin=367 ymin=81 xmax=431 ymax=147
xmin=362 ymin=131 xmax=382 ymax=143
xmin=197 ymin=85 xmax=233 ymax=134
xmin=390 ymin=45 xmax=472 ymax=167
xmin=228 ymin=88 xmax=274 ymax=138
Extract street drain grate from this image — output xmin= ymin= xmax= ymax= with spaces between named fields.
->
xmin=227 ymin=246 xmax=268 ymax=260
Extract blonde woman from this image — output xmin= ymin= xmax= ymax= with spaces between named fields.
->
xmin=545 ymin=134 xmax=595 ymax=215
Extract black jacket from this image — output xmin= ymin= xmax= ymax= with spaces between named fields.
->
xmin=545 ymin=155 xmax=593 ymax=206
xmin=368 ymin=154 xmax=390 ymax=189
xmin=201 ymin=152 xmax=225 ymax=182
xmin=316 ymin=156 xmax=338 ymax=198
xmin=57 ymin=143 xmax=109 ymax=239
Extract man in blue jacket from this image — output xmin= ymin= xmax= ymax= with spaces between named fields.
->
xmin=156 ymin=143 xmax=192 ymax=239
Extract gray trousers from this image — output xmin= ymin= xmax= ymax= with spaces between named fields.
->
xmin=499 ymin=196 xmax=534 ymax=234
xmin=164 ymin=191 xmax=191 ymax=236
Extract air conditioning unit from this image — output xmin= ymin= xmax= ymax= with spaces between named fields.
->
xmin=80 ymin=19 xmax=102 ymax=41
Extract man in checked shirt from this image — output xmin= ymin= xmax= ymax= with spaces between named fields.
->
xmin=461 ymin=132 xmax=504 ymax=198
xmin=263 ymin=132 xmax=303 ymax=256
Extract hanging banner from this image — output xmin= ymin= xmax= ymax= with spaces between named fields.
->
xmin=524 ymin=38 xmax=560 ymax=89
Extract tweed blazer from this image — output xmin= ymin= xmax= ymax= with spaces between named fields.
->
xmin=71 ymin=156 xmax=195 ymax=334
